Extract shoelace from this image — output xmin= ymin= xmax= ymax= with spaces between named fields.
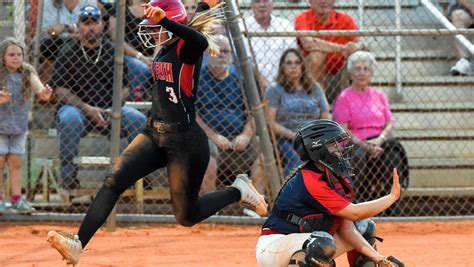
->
xmin=242 ymin=193 xmax=260 ymax=206
xmin=58 ymin=231 xmax=80 ymax=250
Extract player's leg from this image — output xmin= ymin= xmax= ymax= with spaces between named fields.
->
xmin=289 ymin=231 xmax=338 ymax=267
xmin=77 ymin=133 xmax=165 ymax=246
xmin=167 ymin=127 xmax=241 ymax=226
xmin=256 ymin=233 xmax=311 ymax=267
xmin=337 ymin=219 xmax=404 ymax=267
xmin=47 ymin=133 xmax=165 ymax=264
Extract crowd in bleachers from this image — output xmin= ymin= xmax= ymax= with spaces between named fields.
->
xmin=6 ymin=0 xmax=471 ymax=215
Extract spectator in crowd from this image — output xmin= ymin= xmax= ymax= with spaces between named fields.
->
xmin=261 ymin=48 xmax=330 ymax=182
xmin=39 ymin=0 xmax=98 ymax=84
xmin=243 ymin=0 xmax=295 ymax=89
xmin=182 ymin=0 xmax=198 ymax=21
xmin=108 ymin=0 xmax=155 ymax=101
xmin=51 ymin=6 xmax=146 ymax=191
xmin=0 ymin=37 xmax=52 ymax=214
xmin=182 ymin=0 xmax=224 ymax=36
xmin=295 ymin=0 xmax=361 ymax=104
xmin=196 ymin=35 xmax=256 ymax=194
xmin=448 ymin=0 xmax=474 ymax=75
xmin=332 ymin=51 xmax=409 ymax=205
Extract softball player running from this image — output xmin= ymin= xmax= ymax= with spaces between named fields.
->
xmin=47 ymin=1 xmax=266 ymax=265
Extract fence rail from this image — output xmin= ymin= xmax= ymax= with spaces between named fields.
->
xmin=0 ymin=0 xmax=472 ymax=225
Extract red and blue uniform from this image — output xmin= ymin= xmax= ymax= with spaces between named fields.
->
xmin=263 ymin=164 xmax=354 ymax=235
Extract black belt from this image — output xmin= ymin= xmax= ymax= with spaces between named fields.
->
xmin=152 ymin=121 xmax=192 ymax=133
xmin=273 ymin=209 xmax=304 ymax=225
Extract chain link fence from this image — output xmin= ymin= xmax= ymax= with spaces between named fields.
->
xmin=0 ymin=0 xmax=472 ymax=225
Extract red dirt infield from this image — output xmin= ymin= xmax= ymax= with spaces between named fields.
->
xmin=0 ymin=220 xmax=472 ymax=266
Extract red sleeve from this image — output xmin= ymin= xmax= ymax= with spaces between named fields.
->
xmin=295 ymin=13 xmax=305 ymax=30
xmin=341 ymin=13 xmax=358 ymax=42
xmin=295 ymin=11 xmax=311 ymax=54
xmin=302 ymin=170 xmax=351 ymax=214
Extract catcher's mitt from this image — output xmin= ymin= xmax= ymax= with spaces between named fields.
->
xmin=377 ymin=255 xmax=405 ymax=267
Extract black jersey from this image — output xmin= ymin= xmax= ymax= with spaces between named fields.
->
xmin=150 ymin=17 xmax=208 ymax=124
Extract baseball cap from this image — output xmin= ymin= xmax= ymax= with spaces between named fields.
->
xmin=79 ymin=5 xmax=102 ymax=22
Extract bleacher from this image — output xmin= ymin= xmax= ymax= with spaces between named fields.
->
xmin=21 ymin=0 xmax=474 ymax=211
xmin=241 ymin=0 xmax=474 ymax=198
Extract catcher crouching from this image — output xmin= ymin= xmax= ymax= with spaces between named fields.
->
xmin=256 ymin=119 xmax=405 ymax=267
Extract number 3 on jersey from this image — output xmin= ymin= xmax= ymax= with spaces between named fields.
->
xmin=166 ymin=86 xmax=178 ymax=104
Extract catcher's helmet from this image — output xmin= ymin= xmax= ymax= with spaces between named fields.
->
xmin=293 ymin=119 xmax=354 ymax=177
xmin=138 ymin=0 xmax=187 ymax=47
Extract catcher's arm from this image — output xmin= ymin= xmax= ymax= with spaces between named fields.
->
xmin=334 ymin=168 xmax=401 ymax=221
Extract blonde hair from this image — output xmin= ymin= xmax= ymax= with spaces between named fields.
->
xmin=0 ymin=37 xmax=36 ymax=101
xmin=188 ymin=4 xmax=225 ymax=56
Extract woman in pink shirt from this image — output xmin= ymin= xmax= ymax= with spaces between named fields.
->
xmin=333 ymin=51 xmax=408 ymax=209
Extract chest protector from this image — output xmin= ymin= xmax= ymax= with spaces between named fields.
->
xmin=275 ymin=169 xmax=352 ymax=235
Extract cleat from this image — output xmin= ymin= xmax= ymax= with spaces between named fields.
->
xmin=47 ymin=230 xmax=82 ymax=266
xmin=231 ymin=174 xmax=268 ymax=216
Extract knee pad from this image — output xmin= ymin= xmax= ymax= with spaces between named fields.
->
xmin=289 ymin=250 xmax=336 ymax=267
xmin=355 ymin=219 xmax=378 ymax=246
xmin=300 ymin=231 xmax=336 ymax=266
xmin=354 ymin=219 xmax=383 ymax=267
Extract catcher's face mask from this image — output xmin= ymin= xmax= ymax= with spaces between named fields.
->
xmin=326 ymin=139 xmax=350 ymax=158
xmin=322 ymin=136 xmax=354 ymax=177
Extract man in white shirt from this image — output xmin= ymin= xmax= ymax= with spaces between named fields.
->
xmin=243 ymin=0 xmax=295 ymax=89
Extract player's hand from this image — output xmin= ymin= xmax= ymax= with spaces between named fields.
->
xmin=0 ymin=87 xmax=12 ymax=105
xmin=142 ymin=3 xmax=166 ymax=23
xmin=232 ymin=134 xmax=251 ymax=152
xmin=390 ymin=168 xmax=401 ymax=201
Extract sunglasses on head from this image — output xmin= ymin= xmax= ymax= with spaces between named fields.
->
xmin=79 ymin=7 xmax=101 ymax=22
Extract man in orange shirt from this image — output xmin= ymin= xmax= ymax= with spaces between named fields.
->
xmin=295 ymin=0 xmax=361 ymax=104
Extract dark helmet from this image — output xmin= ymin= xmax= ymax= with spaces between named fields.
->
xmin=138 ymin=0 xmax=187 ymax=47
xmin=303 ymin=231 xmax=337 ymax=265
xmin=293 ymin=119 xmax=354 ymax=177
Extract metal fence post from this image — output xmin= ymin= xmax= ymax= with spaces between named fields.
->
xmin=32 ymin=0 xmax=44 ymax=69
xmin=107 ymin=0 xmax=126 ymax=232
xmin=224 ymin=0 xmax=282 ymax=202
